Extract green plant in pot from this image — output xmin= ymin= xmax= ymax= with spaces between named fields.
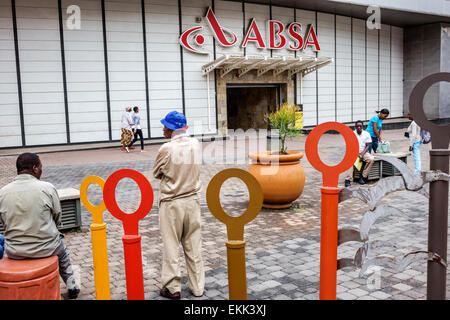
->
xmin=248 ymin=103 xmax=306 ymax=209
xmin=264 ymin=103 xmax=303 ymax=154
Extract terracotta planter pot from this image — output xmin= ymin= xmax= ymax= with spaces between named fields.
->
xmin=248 ymin=151 xmax=306 ymax=209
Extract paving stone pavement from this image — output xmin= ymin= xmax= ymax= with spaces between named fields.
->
xmin=0 ymin=129 xmax=449 ymax=300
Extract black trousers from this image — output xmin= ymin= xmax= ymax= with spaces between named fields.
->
xmin=128 ymin=129 xmax=144 ymax=150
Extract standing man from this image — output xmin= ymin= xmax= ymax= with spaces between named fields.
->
xmin=127 ymin=106 xmax=145 ymax=152
xmin=153 ymin=111 xmax=204 ymax=300
xmin=366 ymin=108 xmax=390 ymax=153
xmin=0 ymin=153 xmax=80 ymax=299
xmin=407 ymin=112 xmax=422 ymax=174
xmin=344 ymin=120 xmax=375 ymax=187
xmin=121 ymin=107 xmax=134 ymax=152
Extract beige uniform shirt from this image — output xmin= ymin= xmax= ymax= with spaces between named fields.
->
xmin=153 ymin=130 xmax=202 ymax=205
xmin=0 ymin=174 xmax=62 ymax=258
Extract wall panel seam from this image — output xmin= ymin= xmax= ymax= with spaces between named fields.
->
xmin=58 ymin=0 xmax=70 ymax=144
xmin=142 ymin=0 xmax=151 ymax=138
xmin=101 ymin=0 xmax=112 ymax=141
xmin=11 ymin=0 xmax=25 ymax=146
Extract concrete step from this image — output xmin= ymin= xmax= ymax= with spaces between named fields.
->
xmin=302 ymin=117 xmax=450 ymax=134
xmin=0 ymin=134 xmax=227 ymax=157
xmin=301 ymin=117 xmax=414 ymax=135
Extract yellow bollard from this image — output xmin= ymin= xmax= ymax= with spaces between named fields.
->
xmin=80 ymin=176 xmax=111 ymax=300
xmin=206 ymin=168 xmax=263 ymax=300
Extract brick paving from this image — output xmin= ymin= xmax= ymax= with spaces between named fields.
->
xmin=0 ymin=129 xmax=449 ymax=300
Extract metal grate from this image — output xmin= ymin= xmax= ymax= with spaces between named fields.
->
xmin=353 ymin=160 xmax=381 ymax=181
xmin=382 ymin=157 xmax=407 ymax=177
xmin=353 ymin=156 xmax=407 ymax=181
xmin=59 ymin=199 xmax=81 ymax=230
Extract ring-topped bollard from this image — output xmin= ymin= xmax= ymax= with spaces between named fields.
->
xmin=409 ymin=72 xmax=450 ymax=300
xmin=206 ymin=168 xmax=263 ymax=300
xmin=305 ymin=122 xmax=359 ymax=300
xmin=103 ymin=169 xmax=154 ymax=300
xmin=80 ymin=175 xmax=110 ymax=300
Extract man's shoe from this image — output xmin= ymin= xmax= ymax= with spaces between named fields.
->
xmin=68 ymin=288 xmax=80 ymax=299
xmin=160 ymin=288 xmax=180 ymax=300
xmin=358 ymin=177 xmax=366 ymax=185
xmin=129 ymin=147 xmax=135 ymax=150
xmin=189 ymin=289 xmax=204 ymax=297
xmin=344 ymin=180 xmax=351 ymax=188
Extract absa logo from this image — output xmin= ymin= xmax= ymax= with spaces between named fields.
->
xmin=180 ymin=7 xmax=237 ymax=54
xmin=180 ymin=7 xmax=321 ymax=55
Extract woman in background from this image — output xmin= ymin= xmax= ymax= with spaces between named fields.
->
xmin=366 ymin=108 xmax=390 ymax=153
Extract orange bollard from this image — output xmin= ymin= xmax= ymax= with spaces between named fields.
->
xmin=319 ymin=186 xmax=340 ymax=299
xmin=80 ymin=175 xmax=111 ymax=300
xmin=305 ymin=122 xmax=359 ymax=300
xmin=206 ymin=168 xmax=263 ymax=300
xmin=103 ymin=169 xmax=154 ymax=300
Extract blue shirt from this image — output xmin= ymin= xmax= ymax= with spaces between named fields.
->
xmin=132 ymin=113 xmax=141 ymax=130
xmin=366 ymin=115 xmax=383 ymax=137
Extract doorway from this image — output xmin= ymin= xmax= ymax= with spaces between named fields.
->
xmin=226 ymin=84 xmax=283 ymax=130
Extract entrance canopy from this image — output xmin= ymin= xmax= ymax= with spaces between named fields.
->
xmin=201 ymin=55 xmax=333 ymax=78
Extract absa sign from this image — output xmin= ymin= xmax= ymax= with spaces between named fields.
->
xmin=180 ymin=7 xmax=321 ymax=55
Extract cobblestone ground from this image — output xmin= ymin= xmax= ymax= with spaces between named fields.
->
xmin=0 ymin=129 xmax=449 ymax=300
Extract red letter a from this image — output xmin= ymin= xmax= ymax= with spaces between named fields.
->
xmin=241 ymin=19 xmax=266 ymax=49
xmin=303 ymin=25 xmax=320 ymax=51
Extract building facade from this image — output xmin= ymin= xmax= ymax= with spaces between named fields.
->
xmin=0 ymin=0 xmax=449 ymax=148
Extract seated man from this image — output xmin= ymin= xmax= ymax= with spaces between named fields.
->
xmin=344 ymin=120 xmax=375 ymax=187
xmin=0 ymin=153 xmax=80 ymax=299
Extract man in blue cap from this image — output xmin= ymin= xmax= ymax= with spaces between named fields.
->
xmin=153 ymin=111 xmax=204 ymax=300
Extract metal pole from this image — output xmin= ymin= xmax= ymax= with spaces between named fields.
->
xmin=122 ymin=235 xmax=145 ymax=300
xmin=408 ymin=72 xmax=450 ymax=300
xmin=427 ymin=149 xmax=449 ymax=300
xmin=319 ymin=187 xmax=340 ymax=300
xmin=226 ymin=240 xmax=247 ymax=300
xmin=90 ymin=223 xmax=111 ymax=300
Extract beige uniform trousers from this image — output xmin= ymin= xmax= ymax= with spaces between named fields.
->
xmin=345 ymin=152 xmax=375 ymax=180
xmin=159 ymin=194 xmax=205 ymax=296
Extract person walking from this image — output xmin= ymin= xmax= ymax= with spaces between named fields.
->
xmin=121 ymin=107 xmax=134 ymax=152
xmin=127 ymin=106 xmax=145 ymax=152
xmin=153 ymin=111 xmax=204 ymax=300
xmin=344 ymin=120 xmax=375 ymax=187
xmin=366 ymin=108 xmax=390 ymax=153
xmin=0 ymin=153 xmax=80 ymax=299
xmin=407 ymin=112 xmax=422 ymax=174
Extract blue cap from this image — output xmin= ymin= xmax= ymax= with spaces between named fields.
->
xmin=161 ymin=111 xmax=187 ymax=130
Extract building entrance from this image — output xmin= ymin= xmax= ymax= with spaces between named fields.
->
xmin=226 ymin=84 xmax=283 ymax=131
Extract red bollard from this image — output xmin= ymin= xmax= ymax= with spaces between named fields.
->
xmin=319 ymin=186 xmax=340 ymax=299
xmin=103 ymin=169 xmax=154 ymax=300
xmin=305 ymin=122 xmax=359 ymax=300
xmin=122 ymin=235 xmax=144 ymax=300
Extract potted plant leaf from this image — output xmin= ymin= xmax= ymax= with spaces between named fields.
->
xmin=248 ymin=103 xmax=306 ymax=209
